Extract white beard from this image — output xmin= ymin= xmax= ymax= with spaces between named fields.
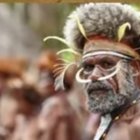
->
xmin=86 ymin=60 xmax=139 ymax=114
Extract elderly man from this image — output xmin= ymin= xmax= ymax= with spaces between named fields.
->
xmin=55 ymin=3 xmax=140 ymax=140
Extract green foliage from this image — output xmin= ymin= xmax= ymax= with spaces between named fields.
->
xmin=60 ymin=51 xmax=76 ymax=63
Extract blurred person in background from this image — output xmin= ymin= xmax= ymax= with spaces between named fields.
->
xmin=0 ymin=58 xmax=27 ymax=96
xmin=6 ymin=73 xmax=42 ymax=140
xmin=35 ymin=50 xmax=80 ymax=140
xmin=26 ymin=49 xmax=88 ymax=140
xmin=0 ymin=58 xmax=28 ymax=139
xmin=37 ymin=50 xmax=59 ymax=100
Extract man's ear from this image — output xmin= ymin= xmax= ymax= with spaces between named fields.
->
xmin=64 ymin=65 xmax=77 ymax=91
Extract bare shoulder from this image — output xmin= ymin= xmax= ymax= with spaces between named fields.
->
xmin=131 ymin=103 xmax=140 ymax=128
xmin=128 ymin=104 xmax=140 ymax=140
xmin=131 ymin=116 xmax=140 ymax=129
xmin=107 ymin=104 xmax=140 ymax=140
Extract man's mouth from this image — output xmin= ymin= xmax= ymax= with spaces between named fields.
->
xmin=87 ymin=87 xmax=110 ymax=95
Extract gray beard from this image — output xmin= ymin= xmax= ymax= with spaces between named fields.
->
xmin=87 ymin=90 xmax=126 ymax=114
xmin=85 ymin=61 xmax=140 ymax=114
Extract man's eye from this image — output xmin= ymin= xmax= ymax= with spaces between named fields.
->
xmin=100 ymin=61 xmax=115 ymax=69
xmin=83 ymin=64 xmax=94 ymax=73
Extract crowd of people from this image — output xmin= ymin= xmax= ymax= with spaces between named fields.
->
xmin=0 ymin=49 xmax=95 ymax=140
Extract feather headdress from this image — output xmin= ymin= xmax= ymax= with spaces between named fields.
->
xmin=44 ymin=3 xmax=140 ymax=90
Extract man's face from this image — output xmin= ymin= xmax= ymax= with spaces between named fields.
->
xmin=81 ymin=53 xmax=139 ymax=114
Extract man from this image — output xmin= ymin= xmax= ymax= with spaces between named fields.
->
xmin=57 ymin=3 xmax=140 ymax=140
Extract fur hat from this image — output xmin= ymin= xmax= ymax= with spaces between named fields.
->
xmin=63 ymin=3 xmax=140 ymax=51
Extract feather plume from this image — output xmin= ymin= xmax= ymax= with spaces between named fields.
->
xmin=43 ymin=36 xmax=71 ymax=47
xmin=117 ymin=22 xmax=131 ymax=41
xmin=70 ymin=15 xmax=88 ymax=39
xmin=43 ymin=35 xmax=81 ymax=90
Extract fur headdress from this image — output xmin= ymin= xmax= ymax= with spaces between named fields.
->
xmin=64 ymin=3 xmax=140 ymax=51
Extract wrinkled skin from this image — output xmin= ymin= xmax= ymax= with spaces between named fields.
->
xmin=81 ymin=41 xmax=140 ymax=140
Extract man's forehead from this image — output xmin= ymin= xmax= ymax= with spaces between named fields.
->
xmin=82 ymin=54 xmax=120 ymax=62
xmin=83 ymin=39 xmax=140 ymax=60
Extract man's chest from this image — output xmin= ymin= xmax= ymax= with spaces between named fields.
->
xmin=94 ymin=116 xmax=140 ymax=140
xmin=103 ymin=121 xmax=140 ymax=140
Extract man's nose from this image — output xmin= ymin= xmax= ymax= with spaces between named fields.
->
xmin=88 ymin=65 xmax=104 ymax=81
